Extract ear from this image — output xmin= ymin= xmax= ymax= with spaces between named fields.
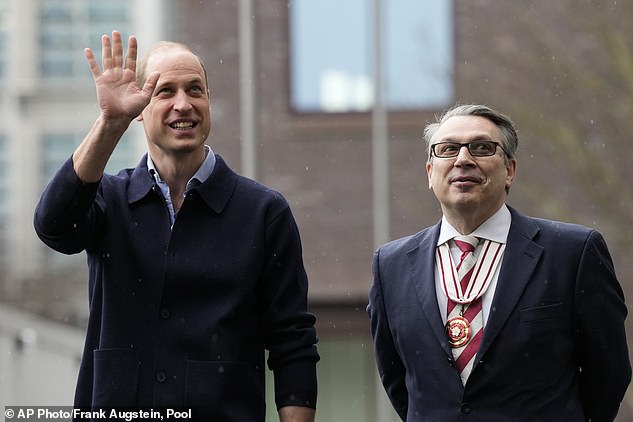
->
xmin=505 ymin=158 xmax=517 ymax=189
xmin=426 ymin=161 xmax=433 ymax=190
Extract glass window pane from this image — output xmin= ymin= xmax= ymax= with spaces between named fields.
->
xmin=88 ymin=2 xmax=128 ymax=22
xmin=385 ymin=0 xmax=453 ymax=109
xmin=39 ymin=0 xmax=131 ymax=80
xmin=290 ymin=0 xmax=371 ymax=112
xmin=41 ymin=133 xmax=75 ymax=180
xmin=289 ymin=0 xmax=453 ymax=112
xmin=40 ymin=0 xmax=72 ymax=24
xmin=41 ymin=133 xmax=137 ymax=184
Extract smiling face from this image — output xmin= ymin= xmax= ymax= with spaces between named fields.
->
xmin=138 ymin=46 xmax=211 ymax=160
xmin=426 ymin=115 xmax=517 ymax=226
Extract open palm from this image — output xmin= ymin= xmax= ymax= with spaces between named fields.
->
xmin=84 ymin=31 xmax=158 ymax=121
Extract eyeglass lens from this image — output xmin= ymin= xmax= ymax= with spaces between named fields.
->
xmin=433 ymin=141 xmax=498 ymax=157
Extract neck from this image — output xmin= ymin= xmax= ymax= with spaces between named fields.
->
xmin=149 ymin=147 xmax=206 ymax=211
xmin=444 ymin=216 xmax=483 ymax=235
xmin=151 ymin=147 xmax=205 ymax=183
xmin=442 ymin=203 xmax=504 ymax=235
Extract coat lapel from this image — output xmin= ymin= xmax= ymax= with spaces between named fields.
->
xmin=475 ymin=209 xmax=543 ymax=361
xmin=407 ymin=222 xmax=454 ymax=357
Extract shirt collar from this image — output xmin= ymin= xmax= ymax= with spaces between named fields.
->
xmin=147 ymin=145 xmax=216 ymax=189
xmin=438 ymin=204 xmax=512 ymax=246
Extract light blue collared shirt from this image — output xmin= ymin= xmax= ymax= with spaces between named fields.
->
xmin=147 ymin=145 xmax=216 ymax=228
xmin=434 ymin=204 xmax=512 ymax=325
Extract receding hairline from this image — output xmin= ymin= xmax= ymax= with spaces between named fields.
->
xmin=137 ymin=41 xmax=209 ymax=89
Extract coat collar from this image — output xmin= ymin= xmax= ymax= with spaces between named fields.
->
xmin=127 ymin=154 xmax=237 ymax=215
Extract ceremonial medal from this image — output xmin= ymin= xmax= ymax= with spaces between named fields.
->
xmin=445 ymin=316 xmax=471 ymax=348
xmin=437 ymin=239 xmax=505 ymax=349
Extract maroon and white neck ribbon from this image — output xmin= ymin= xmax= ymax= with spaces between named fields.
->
xmin=437 ymin=239 xmax=505 ymax=305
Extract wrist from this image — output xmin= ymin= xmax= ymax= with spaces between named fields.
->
xmin=98 ymin=112 xmax=134 ymax=133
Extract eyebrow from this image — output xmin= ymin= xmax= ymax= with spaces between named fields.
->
xmin=434 ymin=135 xmax=495 ymax=143
xmin=155 ymin=76 xmax=206 ymax=89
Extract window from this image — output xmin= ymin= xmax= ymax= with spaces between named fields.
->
xmin=289 ymin=0 xmax=453 ymax=112
xmin=39 ymin=0 xmax=131 ymax=80
xmin=41 ymin=132 xmax=137 ymax=185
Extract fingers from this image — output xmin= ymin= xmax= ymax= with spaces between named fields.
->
xmin=141 ymin=71 xmax=160 ymax=97
xmin=87 ymin=31 xmax=137 ymax=79
xmin=111 ymin=31 xmax=123 ymax=70
xmin=124 ymin=36 xmax=138 ymax=74
xmin=84 ymin=48 xmax=102 ymax=79
xmin=98 ymin=31 xmax=126 ymax=71
xmin=101 ymin=33 xmax=112 ymax=71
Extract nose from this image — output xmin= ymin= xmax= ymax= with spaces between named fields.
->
xmin=454 ymin=144 xmax=476 ymax=166
xmin=173 ymin=90 xmax=193 ymax=112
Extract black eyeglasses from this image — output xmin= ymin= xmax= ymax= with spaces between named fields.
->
xmin=430 ymin=141 xmax=508 ymax=158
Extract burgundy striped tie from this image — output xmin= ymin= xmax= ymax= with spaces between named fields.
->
xmin=448 ymin=235 xmax=483 ymax=384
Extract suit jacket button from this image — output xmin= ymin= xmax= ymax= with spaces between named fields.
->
xmin=156 ymin=372 xmax=167 ymax=383
xmin=160 ymin=308 xmax=171 ymax=319
xmin=461 ymin=403 xmax=472 ymax=413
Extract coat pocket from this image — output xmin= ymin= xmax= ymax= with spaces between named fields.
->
xmin=185 ymin=360 xmax=265 ymax=421
xmin=92 ymin=349 xmax=139 ymax=409
xmin=519 ymin=302 xmax=563 ymax=323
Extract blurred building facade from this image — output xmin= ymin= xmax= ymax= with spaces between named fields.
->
xmin=1 ymin=0 xmax=632 ymax=420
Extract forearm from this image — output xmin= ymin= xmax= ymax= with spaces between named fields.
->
xmin=72 ymin=114 xmax=132 ymax=182
xmin=278 ymin=406 xmax=315 ymax=422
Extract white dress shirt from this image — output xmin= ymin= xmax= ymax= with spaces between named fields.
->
xmin=434 ymin=204 xmax=512 ymax=326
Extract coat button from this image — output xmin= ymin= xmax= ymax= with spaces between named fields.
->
xmin=156 ymin=372 xmax=167 ymax=383
xmin=160 ymin=308 xmax=171 ymax=319
xmin=461 ymin=403 xmax=472 ymax=413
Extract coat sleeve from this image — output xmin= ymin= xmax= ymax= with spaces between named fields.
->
xmin=257 ymin=203 xmax=319 ymax=410
xmin=573 ymin=230 xmax=631 ymax=421
xmin=33 ymin=156 xmax=104 ymax=254
xmin=368 ymin=247 xmax=408 ymax=420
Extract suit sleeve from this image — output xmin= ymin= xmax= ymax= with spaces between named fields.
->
xmin=573 ymin=230 xmax=631 ymax=421
xmin=368 ymin=248 xmax=408 ymax=420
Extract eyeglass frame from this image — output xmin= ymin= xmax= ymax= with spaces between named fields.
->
xmin=429 ymin=140 xmax=511 ymax=159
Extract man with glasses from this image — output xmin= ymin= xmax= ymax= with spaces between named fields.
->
xmin=368 ymin=104 xmax=630 ymax=421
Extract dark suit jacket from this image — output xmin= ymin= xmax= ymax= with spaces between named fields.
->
xmin=368 ymin=207 xmax=630 ymax=421
xmin=34 ymin=154 xmax=319 ymax=421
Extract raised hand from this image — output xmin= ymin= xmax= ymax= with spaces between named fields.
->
xmin=84 ymin=31 xmax=159 ymax=122
xmin=72 ymin=31 xmax=159 ymax=182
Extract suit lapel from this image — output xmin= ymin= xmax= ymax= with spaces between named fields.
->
xmin=406 ymin=211 xmax=545 ymax=366
xmin=407 ymin=223 xmax=454 ymax=357
xmin=475 ymin=209 xmax=543 ymax=361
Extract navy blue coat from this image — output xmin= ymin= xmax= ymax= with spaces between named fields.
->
xmin=34 ymin=154 xmax=319 ymax=421
xmin=368 ymin=207 xmax=630 ymax=421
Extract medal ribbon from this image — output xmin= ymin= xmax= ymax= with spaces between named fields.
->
xmin=437 ymin=237 xmax=505 ymax=384
xmin=437 ymin=239 xmax=505 ymax=306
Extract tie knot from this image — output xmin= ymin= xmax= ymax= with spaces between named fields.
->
xmin=453 ymin=235 xmax=478 ymax=253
